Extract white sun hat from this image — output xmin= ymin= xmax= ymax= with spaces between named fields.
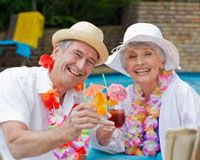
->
xmin=105 ymin=23 xmax=180 ymax=76
xmin=52 ymin=21 xmax=108 ymax=66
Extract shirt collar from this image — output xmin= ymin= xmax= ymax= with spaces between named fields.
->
xmin=37 ymin=67 xmax=53 ymax=94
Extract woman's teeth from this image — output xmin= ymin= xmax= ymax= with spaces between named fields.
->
xmin=135 ymin=68 xmax=150 ymax=74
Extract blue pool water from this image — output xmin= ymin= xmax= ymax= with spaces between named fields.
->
xmin=86 ymin=72 xmax=200 ymax=94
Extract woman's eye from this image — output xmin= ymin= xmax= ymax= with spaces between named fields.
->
xmin=145 ymin=52 xmax=152 ymax=56
xmin=129 ymin=55 xmax=137 ymax=59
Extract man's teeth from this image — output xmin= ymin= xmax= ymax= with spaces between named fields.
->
xmin=68 ymin=68 xmax=80 ymax=76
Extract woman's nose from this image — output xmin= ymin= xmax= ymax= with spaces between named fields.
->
xmin=136 ymin=56 xmax=145 ymax=65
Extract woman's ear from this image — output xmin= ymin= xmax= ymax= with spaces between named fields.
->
xmin=161 ymin=60 xmax=165 ymax=69
xmin=124 ymin=65 xmax=131 ymax=75
xmin=158 ymin=59 xmax=165 ymax=73
xmin=159 ymin=62 xmax=165 ymax=73
xmin=124 ymin=66 xmax=128 ymax=72
xmin=159 ymin=58 xmax=165 ymax=69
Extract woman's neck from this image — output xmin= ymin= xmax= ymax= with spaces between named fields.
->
xmin=140 ymin=81 xmax=159 ymax=98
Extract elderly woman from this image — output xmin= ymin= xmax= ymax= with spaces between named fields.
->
xmin=90 ymin=23 xmax=200 ymax=159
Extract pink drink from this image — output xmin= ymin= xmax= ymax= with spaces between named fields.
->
xmin=109 ymin=109 xmax=125 ymax=128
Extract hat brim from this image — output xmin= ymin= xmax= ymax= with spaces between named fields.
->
xmin=52 ymin=29 xmax=108 ymax=66
xmin=106 ymin=35 xmax=180 ymax=76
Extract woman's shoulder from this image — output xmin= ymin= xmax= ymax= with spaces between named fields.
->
xmin=167 ymin=73 xmax=199 ymax=97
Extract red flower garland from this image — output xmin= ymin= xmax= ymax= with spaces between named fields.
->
xmin=38 ymin=54 xmax=54 ymax=72
xmin=74 ymin=82 xmax=84 ymax=92
xmin=75 ymin=146 xmax=86 ymax=155
xmin=39 ymin=54 xmax=84 ymax=93
xmin=40 ymin=89 xmax=59 ymax=111
xmin=38 ymin=54 xmax=87 ymax=159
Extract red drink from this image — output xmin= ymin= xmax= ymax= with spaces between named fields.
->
xmin=108 ymin=109 xmax=125 ymax=128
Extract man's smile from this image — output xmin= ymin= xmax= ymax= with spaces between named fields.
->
xmin=67 ymin=66 xmax=82 ymax=77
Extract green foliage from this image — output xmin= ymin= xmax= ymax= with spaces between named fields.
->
xmin=0 ymin=0 xmax=32 ymax=31
xmin=0 ymin=0 xmax=132 ymax=31
xmin=38 ymin=0 xmax=132 ymax=27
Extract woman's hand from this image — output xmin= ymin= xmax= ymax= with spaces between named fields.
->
xmin=96 ymin=113 xmax=116 ymax=146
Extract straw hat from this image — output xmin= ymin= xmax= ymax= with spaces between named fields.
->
xmin=52 ymin=21 xmax=108 ymax=66
xmin=105 ymin=23 xmax=180 ymax=76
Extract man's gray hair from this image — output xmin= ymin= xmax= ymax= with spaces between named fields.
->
xmin=59 ymin=40 xmax=73 ymax=50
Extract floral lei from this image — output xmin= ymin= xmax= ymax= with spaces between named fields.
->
xmin=124 ymin=70 xmax=173 ymax=156
xmin=39 ymin=54 xmax=87 ymax=160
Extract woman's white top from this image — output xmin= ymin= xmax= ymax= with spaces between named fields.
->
xmin=90 ymin=72 xmax=200 ymax=159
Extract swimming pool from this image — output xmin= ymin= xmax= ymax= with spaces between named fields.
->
xmin=86 ymin=72 xmax=200 ymax=94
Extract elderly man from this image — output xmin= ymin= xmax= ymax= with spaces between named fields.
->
xmin=0 ymin=21 xmax=111 ymax=159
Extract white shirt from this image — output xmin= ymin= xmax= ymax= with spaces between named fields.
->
xmin=0 ymin=66 xmax=83 ymax=160
xmin=90 ymin=72 xmax=200 ymax=159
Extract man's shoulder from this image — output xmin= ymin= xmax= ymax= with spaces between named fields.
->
xmin=0 ymin=66 xmax=50 ymax=97
xmin=0 ymin=66 xmax=42 ymax=79
xmin=0 ymin=66 xmax=47 ymax=91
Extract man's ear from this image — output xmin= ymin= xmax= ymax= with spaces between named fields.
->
xmin=51 ymin=44 xmax=60 ymax=60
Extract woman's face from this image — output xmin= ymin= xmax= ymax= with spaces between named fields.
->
xmin=125 ymin=46 xmax=164 ymax=85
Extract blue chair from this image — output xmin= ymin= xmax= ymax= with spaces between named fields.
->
xmin=0 ymin=12 xmax=44 ymax=70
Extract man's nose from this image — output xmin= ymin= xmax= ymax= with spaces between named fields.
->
xmin=76 ymin=59 xmax=86 ymax=69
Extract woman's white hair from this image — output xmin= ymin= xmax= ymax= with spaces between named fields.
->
xmin=120 ymin=41 xmax=166 ymax=69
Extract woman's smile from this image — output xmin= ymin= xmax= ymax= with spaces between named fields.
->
xmin=134 ymin=68 xmax=151 ymax=76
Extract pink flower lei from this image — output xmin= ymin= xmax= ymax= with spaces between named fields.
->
xmin=38 ymin=54 xmax=88 ymax=160
xmin=124 ymin=70 xmax=173 ymax=156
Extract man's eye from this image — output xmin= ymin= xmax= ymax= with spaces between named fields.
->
xmin=74 ymin=52 xmax=81 ymax=57
xmin=87 ymin=60 xmax=95 ymax=66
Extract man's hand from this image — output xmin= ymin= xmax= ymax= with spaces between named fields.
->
xmin=96 ymin=113 xmax=116 ymax=146
xmin=64 ymin=103 xmax=102 ymax=140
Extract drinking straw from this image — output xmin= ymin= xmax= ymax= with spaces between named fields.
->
xmin=83 ymin=82 xmax=88 ymax=103
xmin=102 ymin=74 xmax=108 ymax=112
xmin=102 ymin=74 xmax=108 ymax=89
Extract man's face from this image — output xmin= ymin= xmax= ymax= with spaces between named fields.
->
xmin=50 ymin=41 xmax=99 ymax=91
